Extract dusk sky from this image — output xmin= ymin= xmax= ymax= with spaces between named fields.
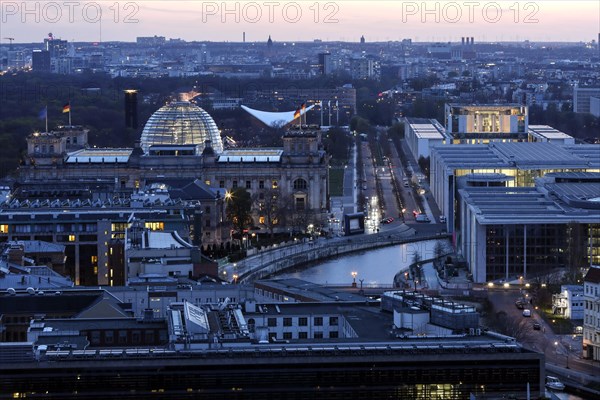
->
xmin=1 ymin=1 xmax=598 ymax=43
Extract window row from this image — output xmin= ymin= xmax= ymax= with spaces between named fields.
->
xmin=13 ymin=223 xmax=97 ymax=233
xmin=217 ymin=179 xmax=308 ymax=190
xmin=268 ymin=316 xmax=338 ymax=327
xmin=281 ymin=331 xmax=339 ymax=340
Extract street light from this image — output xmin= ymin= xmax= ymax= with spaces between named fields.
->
xmin=232 ymin=274 xmax=238 ymax=284
xmin=351 ymin=271 xmax=357 ymax=288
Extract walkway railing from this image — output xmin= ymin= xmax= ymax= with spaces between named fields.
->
xmin=220 ymin=226 xmax=451 ymax=284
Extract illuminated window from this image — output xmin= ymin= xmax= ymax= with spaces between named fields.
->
xmin=91 ymin=256 xmax=98 ymax=264
xmin=68 ymin=234 xmax=76 ymax=242
xmin=205 ymin=180 xmax=211 ymax=186
xmin=272 ymin=180 xmax=278 ymax=189
xmin=111 ymin=223 xmax=128 ymax=232
xmin=259 ymin=216 xmax=265 ymax=224
xmin=93 ymin=266 xmax=98 ymax=274
xmin=145 ymin=222 xmax=164 ymax=231
xmin=0 ymin=224 xmax=8 ymax=234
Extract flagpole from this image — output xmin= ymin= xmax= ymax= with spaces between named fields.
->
xmin=336 ymin=100 xmax=339 ymax=126
xmin=320 ymin=101 xmax=323 ymax=127
xmin=69 ymin=100 xmax=72 ymax=126
xmin=45 ymin=105 xmax=48 ymax=132
xmin=303 ymin=106 xmax=306 ymax=126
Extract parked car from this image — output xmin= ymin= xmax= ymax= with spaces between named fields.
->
xmin=415 ymin=214 xmax=430 ymax=223
xmin=545 ymin=376 xmax=565 ymax=391
xmin=380 ymin=217 xmax=394 ymax=224
xmin=533 ymin=322 xmax=541 ymax=330
xmin=439 ymin=215 xmax=446 ymax=223
xmin=515 ymin=300 xmax=525 ymax=309
xmin=522 ymin=309 xmax=531 ymax=317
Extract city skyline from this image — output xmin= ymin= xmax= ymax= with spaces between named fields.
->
xmin=1 ymin=1 xmax=598 ymax=44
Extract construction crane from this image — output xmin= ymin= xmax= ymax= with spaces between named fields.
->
xmin=3 ymin=38 xmax=15 ymax=50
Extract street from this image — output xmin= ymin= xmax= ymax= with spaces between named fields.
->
xmin=487 ymin=289 xmax=600 ymax=390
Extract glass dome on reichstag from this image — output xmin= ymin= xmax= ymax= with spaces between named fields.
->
xmin=140 ymin=101 xmax=224 ymax=154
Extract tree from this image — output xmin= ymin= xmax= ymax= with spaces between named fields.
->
xmin=411 ymin=252 xmax=423 ymax=281
xmin=417 ymin=156 xmax=430 ymax=180
xmin=254 ymin=188 xmax=283 ymax=238
xmin=226 ymin=188 xmax=253 ymax=235
xmin=487 ymin=310 xmax=536 ymax=347
xmin=350 ymin=116 xmax=375 ymax=135
xmin=387 ymin=122 xmax=404 ymax=139
xmin=433 ymin=241 xmax=445 ymax=268
xmin=323 ymin=127 xmax=352 ymax=165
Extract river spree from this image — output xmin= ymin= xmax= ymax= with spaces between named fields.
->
xmin=274 ymin=239 xmax=449 ymax=285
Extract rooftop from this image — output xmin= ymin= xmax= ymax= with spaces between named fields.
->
xmin=217 ymin=149 xmax=283 ymax=163
xmin=584 ymin=266 xmax=600 ymax=284
xmin=528 ymin=125 xmax=574 ymax=140
xmin=458 ymin=177 xmax=600 ymax=225
xmin=65 ymin=148 xmax=133 ymax=164
xmin=406 ymin=119 xmax=446 ymax=140
xmin=255 ymin=278 xmax=368 ymax=302
xmin=10 ymin=240 xmax=65 ymax=254
xmin=432 ymin=142 xmax=600 ymax=170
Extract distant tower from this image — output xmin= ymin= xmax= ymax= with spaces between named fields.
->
xmin=360 ymin=35 xmax=365 ymax=44
xmin=318 ymin=52 xmax=332 ymax=75
xmin=124 ymin=89 xmax=138 ymax=129
xmin=266 ymin=35 xmax=273 ymax=57
xmin=243 ymin=32 xmax=246 ymax=43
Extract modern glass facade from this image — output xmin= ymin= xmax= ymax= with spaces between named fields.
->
xmin=483 ymin=223 xmax=599 ymax=282
xmin=140 ymin=101 xmax=223 ymax=154
xmin=485 ymin=224 xmax=565 ymax=281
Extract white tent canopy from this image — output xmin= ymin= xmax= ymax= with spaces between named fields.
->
xmin=241 ymin=104 xmax=315 ymax=128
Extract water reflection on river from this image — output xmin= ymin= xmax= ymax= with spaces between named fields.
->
xmin=274 ymin=239 xmax=448 ymax=285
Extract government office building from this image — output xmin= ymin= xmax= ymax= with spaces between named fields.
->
xmin=404 ymin=104 xmax=576 ymax=161
xmin=458 ymin=173 xmax=600 ymax=283
xmin=428 ymin=140 xmax=600 ymax=283
xmin=14 ymin=101 xmax=330 ymax=236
